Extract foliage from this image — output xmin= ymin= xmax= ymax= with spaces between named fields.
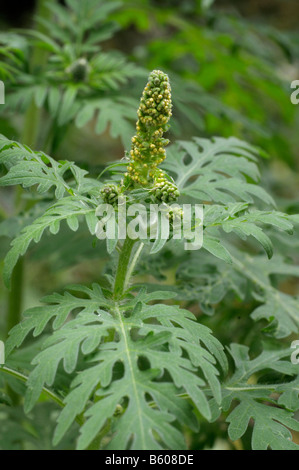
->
xmin=0 ymin=0 xmax=299 ymax=452
xmin=0 ymin=65 xmax=299 ymax=450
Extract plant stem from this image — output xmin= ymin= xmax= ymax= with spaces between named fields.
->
xmin=6 ymin=258 xmax=24 ymax=336
xmin=0 ymin=365 xmax=84 ymax=426
xmin=113 ymin=237 xmax=137 ymax=300
xmin=124 ymin=241 xmax=144 ymax=292
xmin=113 ymin=237 xmax=144 ymax=300
xmin=1 ymin=366 xmax=63 ymax=408
xmin=21 ymin=100 xmax=41 ymax=148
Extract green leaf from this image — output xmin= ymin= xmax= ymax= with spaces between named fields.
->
xmin=205 ymin=207 xmax=294 ymax=260
xmin=34 ymin=85 xmax=48 ymax=108
xmin=230 ymin=250 xmax=299 ymax=337
xmin=3 ymin=198 xmax=97 ymax=288
xmin=165 ymin=137 xmax=274 ymax=205
xmin=58 ymin=87 xmax=78 ymax=126
xmin=7 ymin=286 xmax=226 ymax=450
xmin=76 ymin=96 xmax=137 ymax=148
xmin=203 ymin=236 xmax=232 ymax=264
xmin=251 ymin=292 xmax=299 ymax=339
xmin=221 ymin=344 xmax=299 ymax=450
xmin=48 ymin=87 xmax=61 ymax=117
xmin=0 ymin=137 xmax=90 ymax=198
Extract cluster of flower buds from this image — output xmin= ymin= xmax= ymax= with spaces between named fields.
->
xmin=100 ymin=183 xmax=119 ymax=205
xmin=124 ymin=70 xmax=175 ymax=189
xmin=66 ymin=58 xmax=90 ymax=82
xmin=150 ymin=171 xmax=180 ymax=204
xmin=99 ymin=70 xmax=180 ymax=207
xmin=167 ymin=206 xmax=184 ymax=224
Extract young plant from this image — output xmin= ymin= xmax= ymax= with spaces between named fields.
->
xmin=0 ymin=70 xmax=299 ymax=450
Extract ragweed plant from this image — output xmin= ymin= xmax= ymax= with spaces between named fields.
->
xmin=0 ymin=70 xmax=299 ymax=450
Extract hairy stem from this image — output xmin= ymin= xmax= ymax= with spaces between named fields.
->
xmin=113 ymin=237 xmax=137 ymax=300
xmin=124 ymin=241 xmax=144 ymax=292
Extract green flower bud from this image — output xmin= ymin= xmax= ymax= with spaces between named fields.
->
xmin=100 ymin=184 xmax=119 ymax=205
xmin=167 ymin=207 xmax=184 ymax=224
xmin=150 ymin=172 xmax=180 ymax=204
xmin=66 ymin=58 xmax=89 ymax=82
